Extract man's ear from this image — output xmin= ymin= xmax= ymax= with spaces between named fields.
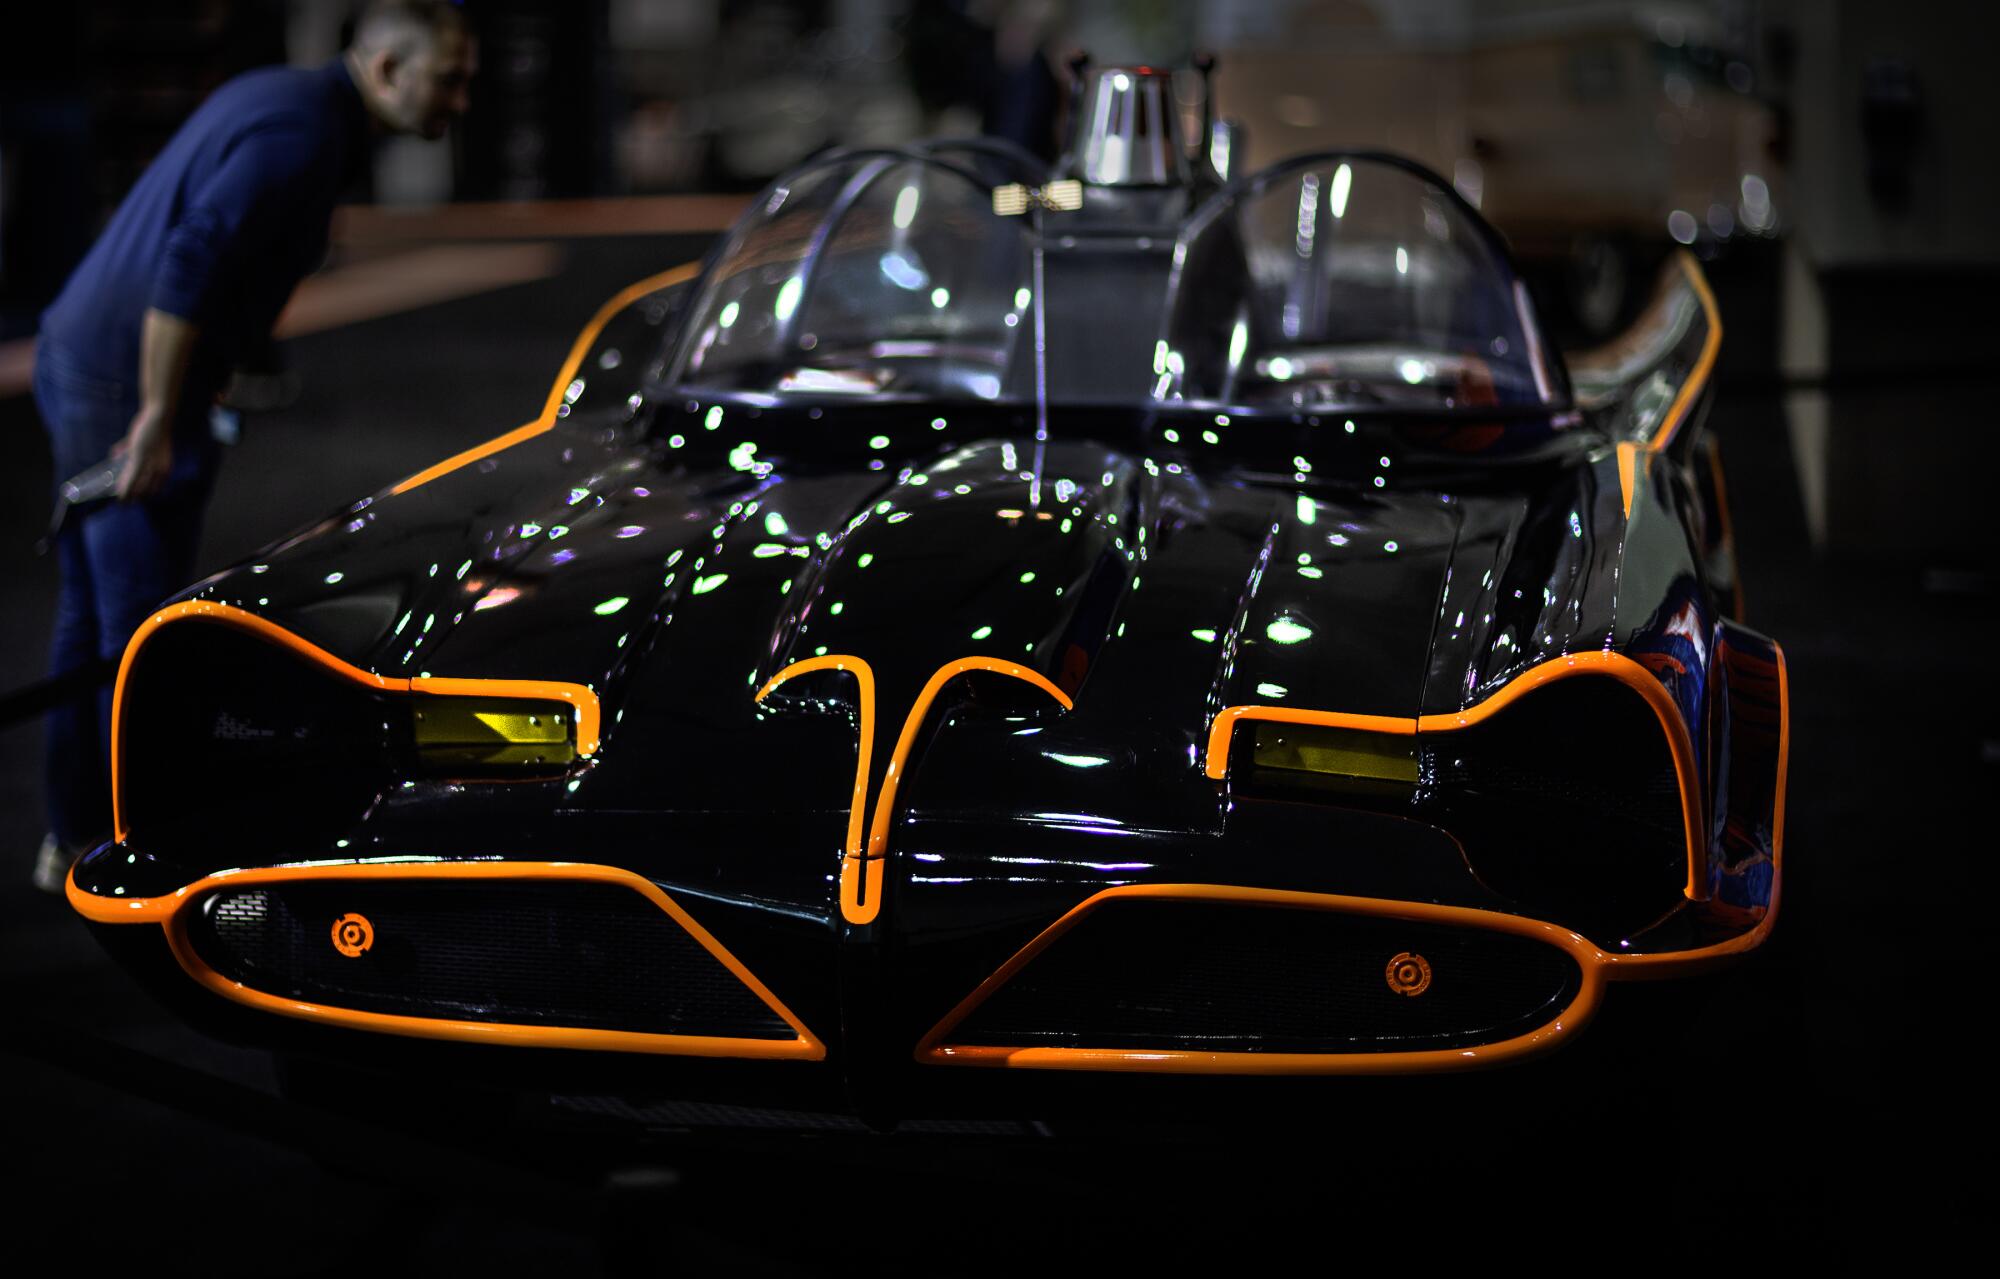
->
xmin=368 ymin=46 xmax=402 ymax=93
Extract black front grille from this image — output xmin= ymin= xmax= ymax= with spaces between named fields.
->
xmin=186 ymin=879 xmax=794 ymax=1039
xmin=951 ymin=900 xmax=1580 ymax=1054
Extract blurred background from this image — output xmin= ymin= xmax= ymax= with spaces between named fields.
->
xmin=1 ymin=0 xmax=1989 ymax=1265
xmin=6 ymin=0 xmax=1997 ymax=560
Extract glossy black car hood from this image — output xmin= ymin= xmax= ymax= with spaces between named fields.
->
xmin=187 ymin=403 xmax=1620 ymax=829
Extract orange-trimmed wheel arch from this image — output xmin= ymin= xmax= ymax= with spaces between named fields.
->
xmin=68 ymin=859 xmax=825 ymax=1061
xmin=1601 ymin=639 xmax=1787 ymax=978
xmin=1204 ymin=650 xmax=1711 ymax=899
xmin=388 ymin=260 xmax=702 ymax=495
xmin=110 ymin=600 xmax=599 ymax=843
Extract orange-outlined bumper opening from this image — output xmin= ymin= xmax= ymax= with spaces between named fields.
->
xmin=69 ymin=860 xmax=824 ymax=1062
xmin=917 ymin=871 xmax=1784 ymax=1074
xmin=915 ymin=884 xmax=1608 ymax=1075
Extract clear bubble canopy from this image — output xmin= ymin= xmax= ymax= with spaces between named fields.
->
xmin=661 ymin=148 xmax=1569 ymax=417
xmin=1157 ymin=155 xmax=1569 ymax=413
xmin=665 ymin=151 xmax=1038 ymax=403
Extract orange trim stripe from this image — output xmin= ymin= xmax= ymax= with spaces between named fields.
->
xmin=1648 ymin=250 xmax=1722 ymax=455
xmin=532 ymin=261 xmax=700 ymax=424
xmin=388 ymin=261 xmax=701 ymax=495
xmin=388 ymin=420 xmax=546 ymax=496
xmin=756 ymin=656 xmax=878 ymax=923
xmin=70 ymin=860 xmax=823 ymax=1060
xmin=1204 ymin=651 xmax=1709 ymax=899
xmin=844 ymin=856 xmax=887 ymax=928
xmin=916 ymin=883 xmax=1607 ymax=1074
xmin=756 ymin=655 xmax=1073 ymax=928
xmin=1616 ymin=440 xmax=1642 ymax=519
xmin=867 ymin=658 xmax=1072 ymax=862
xmin=849 ymin=658 xmax=1073 ymax=926
xmin=1603 ymin=639 xmax=1787 ymax=976
xmin=111 ymin=601 xmax=599 ymax=842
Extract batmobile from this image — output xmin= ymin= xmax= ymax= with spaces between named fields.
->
xmin=68 ymin=67 xmax=1784 ymax=1115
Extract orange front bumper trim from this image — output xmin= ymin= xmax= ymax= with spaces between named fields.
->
xmin=69 ymin=859 xmax=824 ymax=1062
xmin=915 ymin=878 xmax=1778 ymax=1075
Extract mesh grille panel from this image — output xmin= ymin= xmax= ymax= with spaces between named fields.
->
xmin=953 ymin=900 xmax=1580 ymax=1053
xmin=188 ymin=880 xmax=793 ymax=1039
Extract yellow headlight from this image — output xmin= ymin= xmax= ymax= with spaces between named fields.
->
xmin=1248 ymin=722 xmax=1416 ymax=793
xmin=411 ymin=697 xmax=576 ymax=769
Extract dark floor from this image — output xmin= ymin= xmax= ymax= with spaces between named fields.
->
xmin=0 ymin=235 xmax=1985 ymax=1268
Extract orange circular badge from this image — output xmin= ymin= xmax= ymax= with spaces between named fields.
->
xmin=1385 ymin=951 xmax=1432 ymax=997
xmin=331 ymin=912 xmax=374 ymax=958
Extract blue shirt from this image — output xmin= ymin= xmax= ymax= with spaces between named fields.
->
xmin=41 ymin=59 xmax=368 ymax=402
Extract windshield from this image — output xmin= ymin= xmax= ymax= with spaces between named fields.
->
xmin=669 ymin=152 xmax=1036 ymax=403
xmin=660 ymin=149 xmax=1567 ymax=420
xmin=1159 ymin=155 xmax=1567 ymax=413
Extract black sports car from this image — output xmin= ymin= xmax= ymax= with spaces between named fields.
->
xmin=69 ymin=66 xmax=1784 ymax=1109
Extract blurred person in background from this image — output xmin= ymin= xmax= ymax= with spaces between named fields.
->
xmin=29 ymin=0 xmax=476 ymax=891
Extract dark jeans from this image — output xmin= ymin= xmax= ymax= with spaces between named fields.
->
xmin=33 ymin=339 xmax=216 ymax=848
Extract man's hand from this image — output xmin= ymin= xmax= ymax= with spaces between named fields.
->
xmin=115 ymin=403 xmax=174 ymax=500
xmin=117 ymin=308 xmax=200 ymax=501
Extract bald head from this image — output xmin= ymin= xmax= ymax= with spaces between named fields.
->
xmin=353 ymin=1 xmax=468 ymax=58
xmin=346 ymin=1 xmax=477 ymax=140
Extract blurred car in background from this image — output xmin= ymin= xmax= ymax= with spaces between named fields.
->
xmin=1217 ymin=5 xmax=1781 ymax=335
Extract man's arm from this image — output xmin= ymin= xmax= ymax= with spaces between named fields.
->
xmin=115 ymin=308 xmax=200 ymax=500
xmin=122 ymin=122 xmax=314 ymax=500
